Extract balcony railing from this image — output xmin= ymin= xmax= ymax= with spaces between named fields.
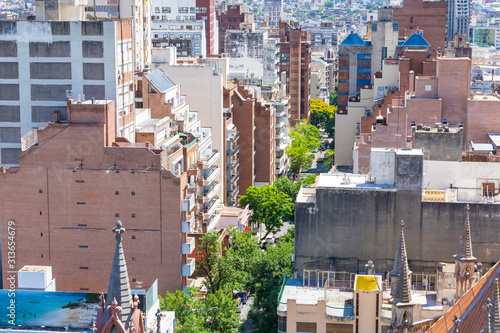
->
xmin=227 ymin=131 xmax=239 ymax=142
xmin=228 ymin=175 xmax=239 ymax=185
xmin=205 ymin=182 xmax=220 ymax=201
xmin=187 ymin=182 xmax=198 ymax=194
xmin=182 ymin=258 xmax=195 ymax=276
xmin=182 ymin=278 xmax=196 ymax=293
xmin=182 ymin=214 xmax=195 ymax=233
xmin=203 ymin=197 xmax=220 ymax=219
xmin=198 ymin=150 xmax=220 ymax=169
xmin=182 ymin=236 xmax=195 ymax=255
xmin=204 ymin=166 xmax=220 ymax=186
xmin=229 ymin=145 xmax=240 ymax=156
xmin=181 ymin=194 xmax=195 ymax=212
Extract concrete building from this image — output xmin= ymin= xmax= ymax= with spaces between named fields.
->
xmin=152 ymin=57 xmax=227 ymax=204
xmin=337 ymin=8 xmax=399 ymax=114
xmin=446 ymin=0 xmax=471 ymax=46
xmin=218 ymin=3 xmax=254 ymax=54
xmin=392 ymin=0 xmax=447 ymax=52
xmin=0 ymin=98 xmax=201 ymax=295
xmin=295 ymin=147 xmax=500 ymax=277
xmin=263 ymin=0 xmax=283 ymax=29
xmin=276 ymin=21 xmax=312 ymax=122
xmin=0 ymin=20 xmax=136 ymax=168
xmin=303 ymin=21 xmax=338 ymax=49
xmin=274 ymin=97 xmax=291 ymax=177
xmin=151 ymin=20 xmax=206 ymax=57
xmin=150 ymin=0 xmax=218 ymax=56
xmin=311 ymin=59 xmax=330 ymax=103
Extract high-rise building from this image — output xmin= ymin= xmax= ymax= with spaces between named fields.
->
xmin=392 ymin=0 xmax=447 ymax=52
xmin=276 ymin=21 xmax=312 ymax=122
xmin=0 ymin=20 xmax=136 ymax=167
xmin=150 ymin=0 xmax=218 ymax=56
xmin=264 ymin=0 xmax=283 ymax=29
xmin=446 ymin=0 xmax=471 ymax=45
xmin=218 ymin=3 xmax=254 ymax=54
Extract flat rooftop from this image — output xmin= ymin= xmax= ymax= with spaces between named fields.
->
xmin=315 ymin=173 xmax=394 ymax=189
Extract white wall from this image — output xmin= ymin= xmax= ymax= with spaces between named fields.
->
xmin=424 ymin=160 xmax=500 ymax=202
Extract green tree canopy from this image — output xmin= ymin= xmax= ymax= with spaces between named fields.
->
xmin=274 ymin=175 xmax=317 ymax=203
xmin=310 ymin=98 xmax=336 ymax=129
xmin=286 ymin=122 xmax=322 ymax=175
xmin=239 ymin=185 xmax=294 ymax=240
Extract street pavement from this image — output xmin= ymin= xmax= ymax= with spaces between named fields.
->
xmin=240 ymin=297 xmax=255 ymax=332
xmin=308 ymin=138 xmax=332 ymax=174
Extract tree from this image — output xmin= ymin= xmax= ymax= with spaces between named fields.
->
xmin=286 ymin=122 xmax=322 ymax=176
xmin=159 ymin=288 xmax=210 ymax=333
xmin=239 ymin=185 xmax=294 ymax=240
xmin=275 ymin=175 xmax=317 ymax=203
xmin=159 ymin=287 xmax=239 ymax=333
xmin=246 ymin=227 xmax=295 ymax=333
xmin=310 ymin=99 xmax=336 ymax=128
xmin=329 ymin=83 xmax=338 ymax=107
xmin=195 ymin=231 xmax=233 ymax=295
xmin=322 ymin=149 xmax=335 ymax=171
xmin=203 ymin=290 xmax=240 ymax=333
xmin=325 ymin=113 xmax=335 ymax=138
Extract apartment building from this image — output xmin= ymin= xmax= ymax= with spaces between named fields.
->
xmin=135 ymin=70 xmax=223 ymax=231
xmin=223 ymin=83 xmax=276 ymax=195
xmin=0 ymin=20 xmax=136 ymax=168
xmin=0 ymin=99 xmax=199 ymax=295
xmin=276 ymin=21 xmax=312 ymax=122
xmin=392 ymin=0 xmax=446 ymax=52
xmin=263 ymin=0 xmax=283 ymax=28
xmin=34 ymin=0 xmax=152 ymax=72
xmin=218 ymin=3 xmax=254 ymax=54
xmin=302 ymin=21 xmax=338 ymax=48
xmin=150 ymin=0 xmax=218 ymax=56
xmin=151 ymin=20 xmax=206 ymax=57
xmin=446 ymin=0 xmax=471 ymax=45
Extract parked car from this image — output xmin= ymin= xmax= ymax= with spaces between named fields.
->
xmin=235 ymin=292 xmax=248 ymax=305
xmin=265 ymin=235 xmax=275 ymax=245
xmin=317 ymin=157 xmax=323 ymax=163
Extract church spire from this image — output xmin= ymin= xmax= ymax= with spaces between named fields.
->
xmin=394 ymin=221 xmax=411 ymax=304
xmin=103 ymin=221 xmax=132 ymax=324
xmin=455 ymin=204 xmax=474 ymax=260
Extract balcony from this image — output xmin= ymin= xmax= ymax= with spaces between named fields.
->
xmin=182 ymin=258 xmax=195 ymax=276
xmin=229 ymin=145 xmax=240 ymax=156
xmin=228 ymin=175 xmax=239 ymax=185
xmin=182 ymin=214 xmax=195 ymax=233
xmin=275 ymin=119 xmax=287 ymax=128
xmin=204 ymin=166 xmax=220 ymax=186
xmin=182 ymin=278 xmax=196 ymax=293
xmin=182 ymin=236 xmax=195 ymax=255
xmin=187 ymin=183 xmax=198 ymax=194
xmin=205 ymin=182 xmax=221 ymax=201
xmin=228 ymin=159 xmax=239 ymax=171
xmin=205 ymin=212 xmax=222 ymax=232
xmin=181 ymin=194 xmax=195 ymax=212
xmin=228 ymin=185 xmax=240 ymax=199
xmin=187 ymin=166 xmax=198 ymax=177
xmin=227 ymin=131 xmax=239 ymax=142
xmin=203 ymin=197 xmax=220 ymax=220
xmin=198 ymin=150 xmax=220 ymax=169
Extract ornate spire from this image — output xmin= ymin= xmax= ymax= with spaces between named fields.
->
xmin=455 ymin=204 xmax=474 ymax=260
xmin=485 ymin=298 xmax=493 ymax=333
xmin=393 ymin=221 xmax=412 ymax=304
xmin=491 ymin=279 xmax=500 ymax=331
xmin=103 ymin=221 xmax=132 ymax=324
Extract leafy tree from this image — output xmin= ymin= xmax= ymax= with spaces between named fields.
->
xmin=239 ymin=185 xmax=294 ymax=240
xmin=286 ymin=122 xmax=321 ymax=176
xmin=325 ymin=114 xmax=335 ymax=138
xmin=322 ymin=149 xmax=335 ymax=171
xmin=310 ymin=99 xmax=336 ymax=128
xmin=329 ymin=83 xmax=338 ymax=107
xmin=275 ymin=175 xmax=317 ymax=203
xmin=159 ymin=288 xmax=209 ymax=333
xmin=195 ymin=231 xmax=233 ymax=295
xmin=246 ymin=228 xmax=295 ymax=333
xmin=203 ymin=290 xmax=240 ymax=333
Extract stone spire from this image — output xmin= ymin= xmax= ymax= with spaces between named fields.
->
xmin=455 ymin=204 xmax=474 ymax=260
xmin=394 ymin=221 xmax=411 ymax=304
xmin=491 ymin=279 xmax=500 ymax=332
xmin=103 ymin=221 xmax=132 ymax=324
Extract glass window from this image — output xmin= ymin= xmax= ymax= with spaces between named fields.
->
xmin=190 ymin=7 xmax=196 ymax=12
xmin=179 ymin=7 xmax=188 ymax=13
xmin=162 ymin=15 xmax=167 ymax=20
xmin=162 ymin=7 xmax=170 ymax=13
xmin=190 ymin=16 xmax=195 ymax=20
xmin=154 ymin=7 xmax=160 ymax=13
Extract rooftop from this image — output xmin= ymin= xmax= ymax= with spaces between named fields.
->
xmin=145 ymin=70 xmax=176 ymax=93
xmin=402 ymin=33 xmax=431 ymax=47
xmin=339 ymin=32 xmax=369 ymax=47
xmin=315 ymin=173 xmax=393 ymax=189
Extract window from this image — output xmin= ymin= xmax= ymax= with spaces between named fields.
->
xmin=162 ymin=6 xmax=170 ymax=13
xmin=154 ymin=7 xmax=160 ymax=13
xmin=190 ymin=7 xmax=195 ymax=12
xmin=116 ymin=213 xmax=119 ymax=217
xmin=132 ymin=257 xmax=136 ymax=261
xmin=162 ymin=15 xmax=167 ymax=20
xmin=79 ymin=245 xmax=89 ymax=248
xmin=115 ymin=191 xmax=119 ymax=195
xmin=39 ymin=189 xmax=43 ymax=193
xmin=196 ymin=7 xmax=207 ymax=13
xmin=483 ymin=183 xmax=495 ymax=197
xmin=78 ymin=224 xmax=87 ymax=227
xmin=80 ymin=267 xmax=89 ymax=269
xmin=154 ymin=34 xmax=158 ymax=38
xmin=410 ymin=17 xmax=413 ymax=23
xmin=425 ymin=85 xmax=432 ymax=91
xmin=132 ymin=213 xmax=136 ymax=218
xmin=148 ymin=84 xmax=157 ymax=94
xmin=179 ymin=7 xmax=188 ymax=13
xmin=132 ymin=235 xmax=136 ymax=239
xmin=132 ymin=191 xmax=135 ymax=196
xmin=190 ymin=16 xmax=196 ymax=20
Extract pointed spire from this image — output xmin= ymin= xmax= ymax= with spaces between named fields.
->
xmin=491 ymin=279 xmax=500 ymax=331
xmin=103 ymin=221 xmax=132 ymax=324
xmin=394 ymin=221 xmax=412 ymax=304
xmin=391 ymin=221 xmax=409 ymax=276
xmin=455 ymin=204 xmax=474 ymax=260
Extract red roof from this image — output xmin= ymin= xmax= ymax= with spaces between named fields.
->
xmin=427 ymin=261 xmax=500 ymax=333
